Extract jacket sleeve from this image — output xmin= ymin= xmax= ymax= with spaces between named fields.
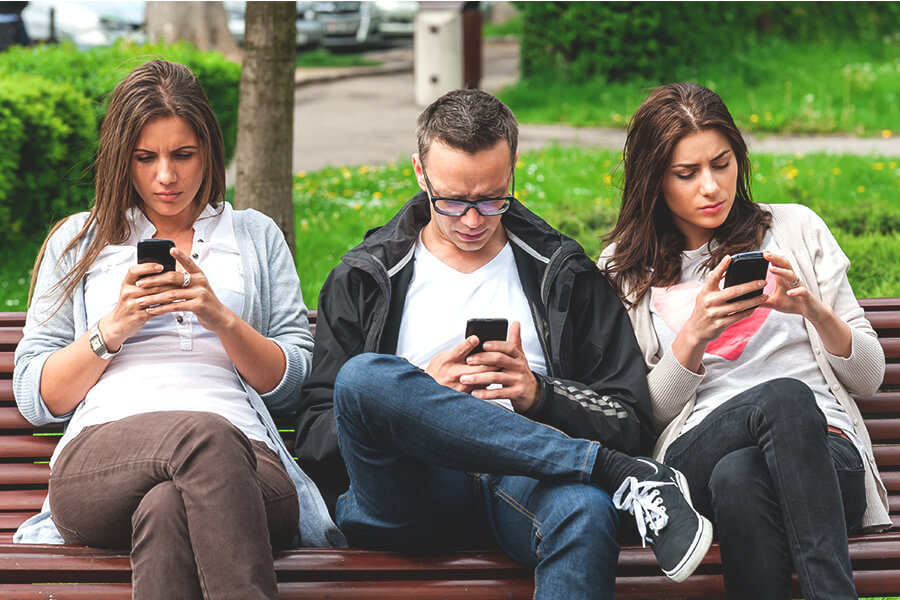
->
xmin=253 ymin=214 xmax=315 ymax=415
xmin=293 ymin=262 xmax=365 ymax=511
xmin=13 ymin=218 xmax=83 ymax=426
xmin=526 ymin=269 xmax=655 ymax=456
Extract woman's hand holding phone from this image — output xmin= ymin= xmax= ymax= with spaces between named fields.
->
xmin=135 ymin=247 xmax=235 ymax=334
xmin=671 ymin=256 xmax=769 ymax=373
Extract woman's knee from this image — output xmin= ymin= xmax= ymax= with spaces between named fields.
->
xmin=132 ymin=481 xmax=188 ymax=542
xmin=753 ymin=378 xmax=824 ymax=428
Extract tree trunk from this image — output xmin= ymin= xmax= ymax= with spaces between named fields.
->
xmin=145 ymin=1 xmax=241 ymax=63
xmin=233 ymin=2 xmax=297 ymax=256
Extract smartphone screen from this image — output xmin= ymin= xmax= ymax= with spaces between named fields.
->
xmin=723 ymin=251 xmax=769 ymax=303
xmin=137 ymin=239 xmax=176 ymax=278
xmin=465 ymin=318 xmax=508 ymax=354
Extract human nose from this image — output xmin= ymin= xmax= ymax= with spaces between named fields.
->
xmin=699 ymin=167 xmax=718 ymax=196
xmin=157 ymin=158 xmax=177 ymax=185
xmin=459 ymin=205 xmax=485 ymax=228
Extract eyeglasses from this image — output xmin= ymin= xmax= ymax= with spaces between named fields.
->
xmin=421 ymin=166 xmax=514 ymax=217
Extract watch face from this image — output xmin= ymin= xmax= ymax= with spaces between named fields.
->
xmin=90 ymin=330 xmax=106 ymax=355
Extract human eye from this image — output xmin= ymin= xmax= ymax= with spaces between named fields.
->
xmin=134 ymin=154 xmax=154 ymax=163
xmin=674 ymin=171 xmax=695 ymax=180
xmin=713 ymin=161 xmax=731 ymax=170
xmin=174 ymin=152 xmax=195 ymax=161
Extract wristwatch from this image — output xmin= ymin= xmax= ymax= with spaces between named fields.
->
xmin=88 ymin=322 xmax=120 ymax=360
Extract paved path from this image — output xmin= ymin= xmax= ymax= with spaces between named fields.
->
xmin=229 ymin=40 xmax=900 ymax=183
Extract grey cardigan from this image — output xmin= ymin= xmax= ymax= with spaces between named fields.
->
xmin=599 ymin=203 xmax=890 ymax=532
xmin=13 ymin=208 xmax=346 ymax=548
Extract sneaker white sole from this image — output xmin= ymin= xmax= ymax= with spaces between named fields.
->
xmin=662 ymin=468 xmax=714 ymax=583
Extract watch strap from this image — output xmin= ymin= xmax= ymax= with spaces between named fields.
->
xmin=89 ymin=322 xmax=119 ymax=360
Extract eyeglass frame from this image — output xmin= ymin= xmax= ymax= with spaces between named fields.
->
xmin=421 ymin=166 xmax=515 ymax=217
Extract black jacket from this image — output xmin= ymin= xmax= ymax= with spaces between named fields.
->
xmin=295 ymin=193 xmax=654 ymax=512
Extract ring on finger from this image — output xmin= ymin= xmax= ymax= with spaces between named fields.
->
xmin=182 ymin=271 xmax=191 ymax=288
xmin=789 ymin=277 xmax=801 ymax=288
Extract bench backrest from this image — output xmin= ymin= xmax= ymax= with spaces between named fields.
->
xmin=1 ymin=300 xmax=898 ymax=542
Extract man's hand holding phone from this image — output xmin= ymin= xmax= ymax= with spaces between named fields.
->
xmin=461 ymin=321 xmax=540 ymax=414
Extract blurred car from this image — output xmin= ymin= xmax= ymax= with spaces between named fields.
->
xmin=298 ymin=1 xmax=381 ymax=49
xmin=374 ymin=0 xmax=415 ymax=38
xmin=225 ymin=1 xmax=324 ymax=48
xmin=22 ymin=0 xmax=145 ymax=48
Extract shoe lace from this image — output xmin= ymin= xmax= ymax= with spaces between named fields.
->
xmin=612 ymin=476 xmax=674 ymax=548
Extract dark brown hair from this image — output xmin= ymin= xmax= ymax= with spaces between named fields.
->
xmin=416 ymin=89 xmax=518 ymax=166
xmin=29 ymin=59 xmax=226 ymax=310
xmin=603 ymin=82 xmax=770 ymax=305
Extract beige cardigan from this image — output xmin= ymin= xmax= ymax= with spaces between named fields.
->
xmin=598 ymin=203 xmax=890 ymax=532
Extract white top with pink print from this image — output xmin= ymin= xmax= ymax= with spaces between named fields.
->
xmin=649 ymin=232 xmax=861 ymax=455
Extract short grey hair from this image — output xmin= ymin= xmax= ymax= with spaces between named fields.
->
xmin=416 ymin=89 xmax=518 ymax=166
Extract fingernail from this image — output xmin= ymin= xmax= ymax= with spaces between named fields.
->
xmin=460 ymin=376 xmax=471 ymax=384
xmin=155 ymin=264 xmax=163 ymax=271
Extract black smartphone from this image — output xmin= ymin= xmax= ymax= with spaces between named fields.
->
xmin=137 ymin=239 xmax=176 ymax=278
xmin=723 ymin=251 xmax=769 ymax=303
xmin=465 ymin=318 xmax=509 ymax=354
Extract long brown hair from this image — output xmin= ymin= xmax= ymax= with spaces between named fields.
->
xmin=29 ymin=59 xmax=226 ymax=312
xmin=603 ymin=82 xmax=770 ymax=305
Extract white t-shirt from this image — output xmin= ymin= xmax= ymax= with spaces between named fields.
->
xmin=649 ymin=233 xmax=863 ymax=455
xmin=395 ymin=235 xmax=547 ymax=410
xmin=50 ymin=203 xmax=274 ymax=468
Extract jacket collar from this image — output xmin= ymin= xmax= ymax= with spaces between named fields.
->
xmin=343 ymin=191 xmax=591 ymax=279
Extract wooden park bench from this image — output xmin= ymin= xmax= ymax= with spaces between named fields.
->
xmin=0 ymin=299 xmax=898 ymax=599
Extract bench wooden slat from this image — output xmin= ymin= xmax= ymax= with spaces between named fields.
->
xmin=855 ymin=391 xmax=900 ymax=415
xmin=0 ymin=406 xmax=34 ymax=429
xmin=0 ymin=435 xmax=58 ymax=459
xmin=0 ymin=381 xmax=12 ymax=403
xmin=885 ymin=363 xmax=900 ymax=387
xmin=873 ymin=445 xmax=900 ymax=467
xmin=865 ymin=419 xmax=900 ymax=443
xmin=0 ymin=464 xmax=50 ymax=485
xmin=0 ymin=490 xmax=48 ymax=511
xmin=0 ymin=585 xmax=131 ymax=600
xmin=0 ymin=329 xmax=22 ymax=347
xmin=0 ymin=354 xmax=11 ymax=376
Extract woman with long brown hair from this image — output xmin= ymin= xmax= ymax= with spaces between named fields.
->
xmin=13 ymin=59 xmax=343 ymax=598
xmin=600 ymin=82 xmax=889 ymax=599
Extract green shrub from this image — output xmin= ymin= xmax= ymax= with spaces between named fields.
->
xmin=516 ymin=1 xmax=900 ymax=83
xmin=0 ymin=73 xmax=96 ymax=244
xmin=0 ymin=40 xmax=241 ymax=161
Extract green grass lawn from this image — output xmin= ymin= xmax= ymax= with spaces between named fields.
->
xmin=295 ymin=49 xmax=381 ymax=69
xmin=2 ymin=149 xmax=897 ymax=311
xmin=500 ymin=38 xmax=900 ymax=137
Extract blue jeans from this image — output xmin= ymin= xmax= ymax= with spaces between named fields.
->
xmin=664 ymin=378 xmax=866 ymax=600
xmin=334 ymin=353 xmax=619 ymax=600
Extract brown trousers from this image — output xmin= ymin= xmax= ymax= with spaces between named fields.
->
xmin=49 ymin=411 xmax=299 ymax=600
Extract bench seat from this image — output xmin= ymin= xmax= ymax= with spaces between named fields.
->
xmin=1 ymin=299 xmax=898 ymax=599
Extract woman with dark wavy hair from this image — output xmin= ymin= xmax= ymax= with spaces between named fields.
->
xmin=599 ymin=82 xmax=889 ymax=599
xmin=14 ymin=59 xmax=343 ymax=599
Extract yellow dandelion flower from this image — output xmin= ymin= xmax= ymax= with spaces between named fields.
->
xmin=612 ymin=113 xmax=622 ymax=122
xmin=373 ymin=191 xmax=383 ymax=199
xmin=857 ymin=185 xmax=866 ymax=193
xmin=785 ymin=168 xmax=798 ymax=180
xmin=386 ymin=187 xmax=394 ymax=194
xmin=749 ymin=114 xmax=759 ymax=123
xmin=831 ymin=167 xmax=841 ymax=176
xmin=301 ymin=221 xmax=309 ymax=231
xmin=358 ymin=166 xmax=369 ymax=175
xmin=889 ymin=161 xmax=897 ymax=170
xmin=882 ymin=130 xmax=892 ymax=139
xmin=353 ymin=203 xmax=362 ymax=210
xmin=873 ymin=162 xmax=884 ymax=170
xmin=297 ymin=170 xmax=306 ymax=178
xmin=402 ymin=168 xmax=412 ymax=176
xmin=603 ymin=174 xmax=613 ymax=185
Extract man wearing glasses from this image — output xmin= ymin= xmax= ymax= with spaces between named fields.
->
xmin=295 ymin=89 xmax=712 ymax=597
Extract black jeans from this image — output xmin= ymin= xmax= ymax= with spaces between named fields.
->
xmin=664 ymin=378 xmax=866 ymax=600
